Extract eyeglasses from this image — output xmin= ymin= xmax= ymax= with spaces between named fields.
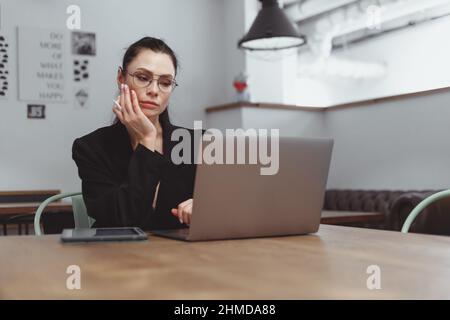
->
xmin=126 ymin=70 xmax=178 ymax=93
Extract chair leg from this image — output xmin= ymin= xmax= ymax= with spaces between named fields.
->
xmin=2 ymin=224 xmax=6 ymax=236
xmin=18 ymin=224 xmax=22 ymax=235
xmin=25 ymin=223 xmax=29 ymax=235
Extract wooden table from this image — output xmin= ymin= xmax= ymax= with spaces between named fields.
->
xmin=1 ymin=224 xmax=449 ymax=299
xmin=0 ymin=202 xmax=73 ymax=216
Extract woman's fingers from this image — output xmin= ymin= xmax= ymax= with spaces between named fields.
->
xmin=182 ymin=203 xmax=193 ymax=225
xmin=112 ymin=96 xmax=124 ymax=122
xmin=131 ymin=89 xmax=142 ymax=115
xmin=173 ymin=199 xmax=193 ymax=225
xmin=178 ymin=198 xmax=193 ymax=208
xmin=177 ymin=205 xmax=192 ymax=225
xmin=170 ymin=206 xmax=184 ymax=223
xmin=123 ymin=84 xmax=134 ymax=115
xmin=112 ymin=98 xmax=122 ymax=111
xmin=119 ymin=83 xmax=133 ymax=117
xmin=119 ymin=85 xmax=126 ymax=115
xmin=177 ymin=199 xmax=192 ymax=218
xmin=177 ymin=203 xmax=186 ymax=224
xmin=172 ymin=210 xmax=184 ymax=224
xmin=171 ymin=199 xmax=192 ymax=216
xmin=112 ymin=106 xmax=123 ymax=123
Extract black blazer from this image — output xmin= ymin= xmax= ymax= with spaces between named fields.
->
xmin=72 ymin=120 xmax=201 ymax=230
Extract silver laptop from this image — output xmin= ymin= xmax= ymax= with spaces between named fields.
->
xmin=152 ymin=135 xmax=333 ymax=241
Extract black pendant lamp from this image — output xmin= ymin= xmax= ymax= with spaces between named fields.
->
xmin=238 ymin=0 xmax=306 ymax=51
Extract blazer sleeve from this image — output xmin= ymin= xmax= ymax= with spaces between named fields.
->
xmin=72 ymin=138 xmax=168 ymax=228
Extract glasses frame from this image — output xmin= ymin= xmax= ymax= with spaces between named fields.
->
xmin=123 ymin=69 xmax=178 ymax=93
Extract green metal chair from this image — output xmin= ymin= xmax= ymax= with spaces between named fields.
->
xmin=34 ymin=192 xmax=95 ymax=235
xmin=401 ymin=189 xmax=450 ymax=233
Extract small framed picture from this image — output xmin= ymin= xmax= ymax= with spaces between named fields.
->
xmin=74 ymin=87 xmax=89 ymax=109
xmin=71 ymin=31 xmax=96 ymax=56
xmin=27 ymin=104 xmax=46 ymax=119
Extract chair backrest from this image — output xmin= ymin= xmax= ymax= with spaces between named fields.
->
xmin=71 ymin=194 xmax=95 ymax=229
xmin=401 ymin=189 xmax=450 ymax=233
xmin=34 ymin=192 xmax=95 ymax=236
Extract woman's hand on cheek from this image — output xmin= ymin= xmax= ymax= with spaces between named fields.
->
xmin=112 ymin=83 xmax=157 ymax=151
xmin=171 ymin=199 xmax=193 ymax=225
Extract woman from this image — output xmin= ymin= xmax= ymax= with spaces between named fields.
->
xmin=72 ymin=37 xmax=199 ymax=230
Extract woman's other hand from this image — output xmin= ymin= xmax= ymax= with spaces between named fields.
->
xmin=171 ymin=198 xmax=193 ymax=225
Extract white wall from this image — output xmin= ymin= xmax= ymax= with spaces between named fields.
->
xmin=241 ymin=107 xmax=325 ymax=137
xmin=223 ymin=0 xmax=247 ymax=103
xmin=299 ymin=15 xmax=450 ymax=106
xmin=206 ymin=106 xmax=326 ymax=137
xmin=325 ymin=89 xmax=450 ymax=190
xmin=0 ymin=0 xmax=229 ymax=192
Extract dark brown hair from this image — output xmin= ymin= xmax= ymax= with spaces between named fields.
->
xmin=121 ymin=36 xmax=179 ymax=76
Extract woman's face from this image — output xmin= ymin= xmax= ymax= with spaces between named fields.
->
xmin=117 ymin=49 xmax=176 ymax=119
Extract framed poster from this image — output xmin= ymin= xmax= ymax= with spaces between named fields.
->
xmin=18 ymin=26 xmax=69 ymax=102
